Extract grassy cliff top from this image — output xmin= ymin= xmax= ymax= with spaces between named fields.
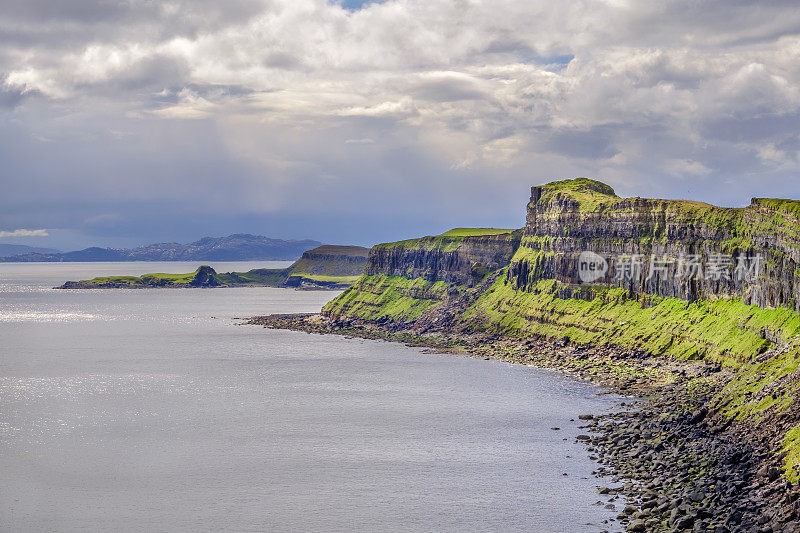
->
xmin=540 ymin=178 xmax=618 ymax=197
xmin=535 ymin=178 xmax=799 ymax=230
xmin=375 ymin=227 xmax=519 ymax=252
xmin=535 ymin=178 xmax=620 ymax=211
xmin=537 ymin=178 xmax=800 ymax=215
xmin=303 ymin=245 xmax=370 ymax=258
xmin=439 ymin=228 xmax=515 ymax=237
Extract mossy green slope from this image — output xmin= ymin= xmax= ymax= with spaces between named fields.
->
xmin=324 ymin=274 xmax=452 ymax=321
xmin=73 ymin=267 xmax=216 ymax=287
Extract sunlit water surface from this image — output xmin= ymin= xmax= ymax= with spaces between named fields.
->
xmin=0 ymin=262 xmax=623 ymax=532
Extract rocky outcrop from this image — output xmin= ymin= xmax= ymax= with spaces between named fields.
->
xmin=187 ymin=265 xmax=222 ymax=287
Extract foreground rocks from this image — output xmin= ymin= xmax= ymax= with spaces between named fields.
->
xmin=587 ymin=394 xmax=800 ymax=532
xmin=247 ymin=313 xmax=800 ymax=532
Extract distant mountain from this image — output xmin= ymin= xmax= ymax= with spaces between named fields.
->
xmin=0 ymin=244 xmax=61 ymax=257
xmin=0 ymin=234 xmax=323 ymax=262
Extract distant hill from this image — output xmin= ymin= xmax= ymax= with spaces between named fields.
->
xmin=0 ymin=234 xmax=322 ymax=262
xmin=58 ymin=245 xmax=371 ymax=290
xmin=0 ymin=244 xmax=61 ymax=257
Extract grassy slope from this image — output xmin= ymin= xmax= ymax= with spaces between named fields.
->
xmin=464 ymin=276 xmax=799 ymax=366
xmin=440 ymin=227 xmax=515 ymax=237
xmin=323 ymin=274 xmax=452 ymax=321
xmin=82 ymin=270 xmax=202 ymax=286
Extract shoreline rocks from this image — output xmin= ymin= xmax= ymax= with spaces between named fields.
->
xmin=246 ymin=312 xmax=800 ymax=532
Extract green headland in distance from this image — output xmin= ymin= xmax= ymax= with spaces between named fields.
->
xmin=58 ymin=244 xmax=370 ymax=290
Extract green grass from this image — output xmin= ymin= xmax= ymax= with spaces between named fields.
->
xmin=782 ymin=425 xmax=800 ymax=482
xmin=752 ymin=198 xmax=800 ymax=220
xmin=217 ymin=268 xmax=289 ymax=286
xmin=140 ymin=272 xmax=196 ymax=284
xmin=461 ymin=275 xmax=800 ymax=368
xmin=291 ymin=273 xmax=361 ymax=284
xmin=324 ymin=274 xmax=453 ymax=321
xmin=85 ymin=271 xmax=197 ymax=286
xmin=84 ymin=275 xmax=142 ymax=286
xmin=541 ymin=178 xmax=617 ymax=197
xmin=374 ymin=228 xmax=521 ymax=254
xmin=439 ymin=228 xmax=514 ymax=237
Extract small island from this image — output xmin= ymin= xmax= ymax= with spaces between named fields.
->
xmin=57 ymin=245 xmax=369 ymax=290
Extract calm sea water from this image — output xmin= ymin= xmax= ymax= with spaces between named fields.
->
xmin=0 ymin=262 xmax=623 ymax=532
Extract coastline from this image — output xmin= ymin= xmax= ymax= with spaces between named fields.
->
xmin=247 ymin=313 xmax=800 ymax=533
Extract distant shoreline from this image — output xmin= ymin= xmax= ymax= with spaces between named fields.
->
xmin=54 ymin=245 xmax=369 ymax=291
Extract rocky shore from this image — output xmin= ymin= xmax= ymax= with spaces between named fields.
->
xmin=247 ymin=313 xmax=800 ymax=533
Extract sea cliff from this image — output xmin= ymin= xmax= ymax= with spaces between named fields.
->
xmin=253 ymin=178 xmax=800 ymax=532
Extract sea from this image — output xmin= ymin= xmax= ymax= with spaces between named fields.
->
xmin=0 ymin=262 xmax=624 ymax=532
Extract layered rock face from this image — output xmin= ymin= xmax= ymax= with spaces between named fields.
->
xmin=509 ymin=179 xmax=800 ymax=311
xmin=324 ymin=179 xmax=800 ymax=367
xmin=323 ymin=229 xmax=521 ymax=322
xmin=284 ymin=245 xmax=369 ymax=288
xmin=366 ymin=230 xmax=522 ymax=287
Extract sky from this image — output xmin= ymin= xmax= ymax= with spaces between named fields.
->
xmin=1 ymin=0 xmax=800 ymax=250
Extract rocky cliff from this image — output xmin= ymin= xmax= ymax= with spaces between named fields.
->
xmin=323 ymin=180 xmax=800 ymax=480
xmin=509 ymin=178 xmax=799 ymax=311
xmin=367 ymin=228 xmax=521 ymax=286
xmin=285 ymin=245 xmax=369 ymax=288
xmin=326 ymin=180 xmax=800 ymax=363
xmin=323 ymin=228 xmax=520 ymax=322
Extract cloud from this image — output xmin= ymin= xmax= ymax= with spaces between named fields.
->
xmin=0 ymin=228 xmax=48 ymax=238
xmin=1 ymin=0 xmax=800 ymax=247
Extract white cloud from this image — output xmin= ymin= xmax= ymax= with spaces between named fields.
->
xmin=1 ymin=0 xmax=800 ymax=243
xmin=0 ymin=229 xmax=48 ymax=238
